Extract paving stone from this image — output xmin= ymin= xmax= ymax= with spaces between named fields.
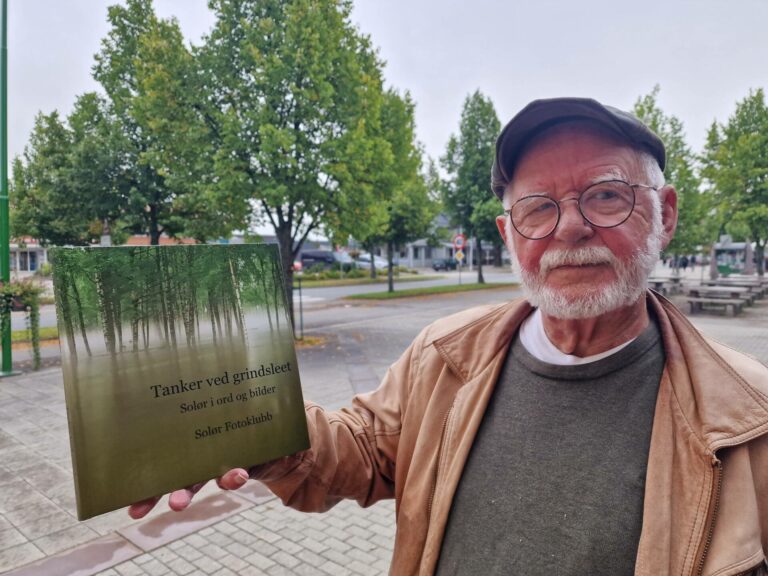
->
xmin=209 ymin=568 xmax=236 ymax=576
xmin=190 ymin=554 xmax=223 ymax=574
xmin=216 ymin=553 xmax=250 ymax=572
xmin=0 ymin=526 xmax=27 ymax=552
xmin=32 ymin=523 xmax=100 ymax=555
xmin=115 ymin=562 xmax=149 ymax=576
xmin=318 ymin=559 xmax=352 ymax=576
xmin=0 ymin=542 xmax=45 ymax=573
xmin=166 ymin=556 xmax=196 ymax=575
xmin=243 ymin=550 xmax=275 ymax=570
xmin=272 ymin=537 xmax=302 ymax=555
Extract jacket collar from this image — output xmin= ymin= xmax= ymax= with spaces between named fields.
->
xmin=432 ymin=291 xmax=768 ymax=452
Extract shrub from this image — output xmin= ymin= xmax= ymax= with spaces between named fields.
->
xmin=0 ymin=279 xmax=44 ymax=369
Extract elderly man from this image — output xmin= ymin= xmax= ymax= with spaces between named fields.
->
xmin=132 ymin=98 xmax=768 ymax=575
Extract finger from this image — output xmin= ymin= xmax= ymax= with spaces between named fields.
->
xmin=168 ymin=482 xmax=206 ymax=512
xmin=216 ymin=468 xmax=249 ymax=490
xmin=128 ymin=496 xmax=161 ymax=520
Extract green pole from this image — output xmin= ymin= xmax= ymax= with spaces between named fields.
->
xmin=0 ymin=0 xmax=12 ymax=374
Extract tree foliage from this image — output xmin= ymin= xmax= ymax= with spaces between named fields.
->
xmin=93 ymin=0 xmax=225 ymax=244
xmin=702 ymin=88 xmax=768 ymax=275
xmin=633 ymin=86 xmax=710 ymax=258
xmin=348 ymin=90 xmax=437 ymax=290
xmin=11 ymin=94 xmax=127 ymax=246
xmin=441 ymin=91 xmax=500 ymax=283
xmin=186 ymin=0 xmax=391 ymax=316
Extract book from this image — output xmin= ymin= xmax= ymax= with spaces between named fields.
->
xmin=50 ymin=244 xmax=310 ymax=520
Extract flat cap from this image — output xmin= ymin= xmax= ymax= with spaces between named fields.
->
xmin=491 ymin=97 xmax=666 ymax=199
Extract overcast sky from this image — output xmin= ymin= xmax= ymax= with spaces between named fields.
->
xmin=8 ymin=0 xmax=768 ymax=165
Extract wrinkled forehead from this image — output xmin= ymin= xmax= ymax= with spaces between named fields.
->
xmin=508 ymin=120 xmax=646 ymax=193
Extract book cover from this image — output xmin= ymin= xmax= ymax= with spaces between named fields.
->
xmin=50 ymin=244 xmax=309 ymax=520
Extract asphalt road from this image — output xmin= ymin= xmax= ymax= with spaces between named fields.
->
xmin=294 ymin=268 xmax=518 ymax=303
xmin=16 ymin=269 xmax=519 ymax=331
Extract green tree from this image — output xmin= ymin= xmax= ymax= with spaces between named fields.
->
xmin=11 ymin=111 xmax=82 ymax=245
xmin=67 ymin=92 xmax=131 ymax=244
xmin=93 ymin=0 xmax=224 ymax=244
xmin=11 ymin=94 xmax=129 ymax=246
xmin=193 ymin=0 xmax=390 ymax=316
xmin=471 ymin=197 xmax=505 ymax=267
xmin=633 ymin=86 xmax=709 ymax=264
xmin=347 ymin=90 xmax=437 ymax=290
xmin=702 ymin=88 xmax=768 ymax=275
xmin=441 ymin=90 xmax=500 ymax=283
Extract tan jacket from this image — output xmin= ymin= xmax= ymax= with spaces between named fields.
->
xmin=254 ymin=292 xmax=768 ymax=576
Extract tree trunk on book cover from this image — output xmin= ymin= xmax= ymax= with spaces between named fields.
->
xmin=258 ymin=258 xmax=274 ymax=330
xmin=276 ymin=228 xmax=295 ymax=329
xmin=270 ymin=254 xmax=283 ymax=331
xmin=56 ymin=272 xmax=78 ymax=359
xmin=96 ymin=272 xmax=117 ymax=356
xmin=70 ymin=277 xmax=92 ymax=357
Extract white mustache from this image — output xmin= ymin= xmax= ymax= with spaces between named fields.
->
xmin=539 ymin=247 xmax=617 ymax=275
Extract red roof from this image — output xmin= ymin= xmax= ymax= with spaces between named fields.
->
xmin=124 ymin=235 xmax=198 ymax=246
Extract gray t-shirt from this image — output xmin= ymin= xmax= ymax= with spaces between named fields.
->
xmin=436 ymin=319 xmax=664 ymax=575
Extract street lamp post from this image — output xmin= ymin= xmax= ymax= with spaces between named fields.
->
xmin=0 ymin=0 xmax=13 ymax=375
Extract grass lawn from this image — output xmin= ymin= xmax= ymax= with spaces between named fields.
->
xmin=11 ymin=326 xmax=58 ymax=343
xmin=345 ymin=282 xmax=517 ymax=300
xmin=297 ymin=274 xmax=443 ymax=288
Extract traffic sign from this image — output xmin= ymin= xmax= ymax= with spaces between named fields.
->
xmin=455 ymin=250 xmax=464 ymax=261
xmin=453 ymin=233 xmax=466 ymax=250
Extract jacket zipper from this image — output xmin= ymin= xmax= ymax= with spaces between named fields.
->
xmin=427 ymin=400 xmax=456 ymax=520
xmin=694 ymin=459 xmax=723 ymax=576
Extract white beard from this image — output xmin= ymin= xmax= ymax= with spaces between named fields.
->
xmin=511 ymin=199 xmax=663 ymax=320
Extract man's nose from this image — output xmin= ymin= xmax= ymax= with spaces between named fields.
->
xmin=552 ymin=199 xmax=594 ymax=243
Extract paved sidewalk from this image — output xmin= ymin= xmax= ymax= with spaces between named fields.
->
xmin=1 ymin=283 xmax=767 ymax=575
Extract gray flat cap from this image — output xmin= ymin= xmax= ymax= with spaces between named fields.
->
xmin=491 ymin=97 xmax=666 ymax=199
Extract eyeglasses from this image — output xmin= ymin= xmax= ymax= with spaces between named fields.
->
xmin=504 ymin=179 xmax=657 ymax=240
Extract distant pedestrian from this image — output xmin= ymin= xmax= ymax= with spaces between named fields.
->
xmin=681 ymin=255 xmax=689 ymax=271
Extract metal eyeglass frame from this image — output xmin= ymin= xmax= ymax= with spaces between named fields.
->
xmin=503 ymin=179 xmax=658 ymax=240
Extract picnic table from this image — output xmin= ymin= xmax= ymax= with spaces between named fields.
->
xmin=688 ymin=285 xmax=754 ymax=301
xmin=685 ymin=285 xmax=754 ymax=316
xmin=647 ymin=276 xmax=683 ymax=295
xmin=701 ymin=280 xmax=766 ymax=298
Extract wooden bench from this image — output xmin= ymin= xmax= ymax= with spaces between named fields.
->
xmin=687 ymin=287 xmax=755 ymax=305
xmin=686 ymin=297 xmax=744 ymax=316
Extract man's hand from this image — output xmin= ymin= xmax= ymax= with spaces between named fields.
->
xmin=128 ymin=468 xmax=250 ymax=520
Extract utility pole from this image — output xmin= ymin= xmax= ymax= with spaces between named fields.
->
xmin=0 ymin=0 xmax=13 ymax=375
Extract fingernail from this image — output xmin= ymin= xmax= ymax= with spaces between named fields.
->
xmin=235 ymin=471 xmax=248 ymax=485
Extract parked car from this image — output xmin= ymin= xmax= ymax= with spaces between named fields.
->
xmin=432 ymin=258 xmax=458 ymax=271
xmin=357 ymin=253 xmax=389 ymax=270
xmin=300 ymin=250 xmax=355 ymax=271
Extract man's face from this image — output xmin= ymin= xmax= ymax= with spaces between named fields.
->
xmin=495 ymin=123 xmax=677 ymax=319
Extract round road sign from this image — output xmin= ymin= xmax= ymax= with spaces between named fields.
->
xmin=453 ymin=234 xmax=466 ymax=250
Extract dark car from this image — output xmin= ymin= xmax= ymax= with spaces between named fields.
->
xmin=300 ymin=250 xmax=355 ymax=271
xmin=432 ymin=258 xmax=458 ymax=271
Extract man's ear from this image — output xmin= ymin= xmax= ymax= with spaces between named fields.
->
xmin=658 ymin=185 xmax=678 ymax=250
xmin=496 ymin=214 xmax=509 ymax=244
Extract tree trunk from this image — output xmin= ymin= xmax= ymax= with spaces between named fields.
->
xmin=58 ymin=275 xmax=78 ymax=359
xmin=275 ymin=226 xmax=295 ymax=329
xmin=387 ymin=241 xmax=395 ymax=293
xmin=476 ymin=235 xmax=485 ymax=284
xmin=493 ymin=241 xmax=502 ymax=267
xmin=757 ymin=242 xmax=765 ymax=277
xmin=70 ymin=278 xmax=91 ymax=356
